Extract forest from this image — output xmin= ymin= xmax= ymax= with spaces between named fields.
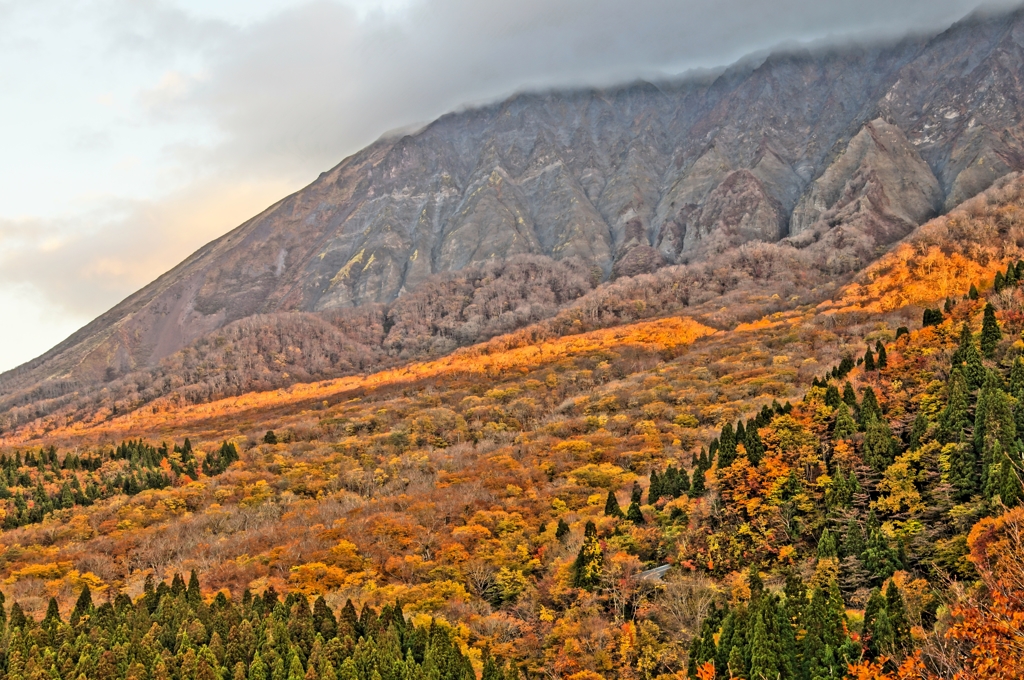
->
xmin=0 ymin=178 xmax=1023 ymax=678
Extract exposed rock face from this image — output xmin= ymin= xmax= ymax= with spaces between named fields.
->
xmin=5 ymin=7 xmax=1024 ymax=396
xmin=790 ymin=119 xmax=944 ymax=244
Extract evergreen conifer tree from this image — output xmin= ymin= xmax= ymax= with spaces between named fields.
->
xmin=604 ymin=490 xmax=624 ymax=519
xmin=842 ymin=382 xmax=858 ymax=409
xmin=863 ymin=418 xmax=897 ymax=472
xmin=718 ymin=423 xmax=738 ymax=468
xmin=863 ymin=348 xmax=876 ymax=372
xmin=626 ymin=500 xmax=645 ymax=525
xmin=833 ymin=402 xmax=857 ymax=441
xmin=825 ymin=384 xmax=841 ymax=409
xmin=817 ymin=528 xmax=838 ymax=559
xmin=961 ymin=325 xmax=986 ymax=389
xmin=876 ymin=341 xmax=888 ymax=369
xmin=981 ymin=303 xmax=1002 ymax=357
xmin=859 ymin=387 xmax=882 ymax=427
xmin=947 ymin=440 xmax=979 ymax=502
xmin=678 ymin=466 xmax=691 ymax=495
xmin=941 ymin=367 xmax=971 ymax=444
xmin=862 ymin=523 xmax=901 ymax=583
xmin=690 ymin=465 xmax=706 ymax=496
xmin=885 ymin=581 xmax=912 ymax=656
xmin=862 ymin=588 xmax=887 ymax=659
xmin=648 ymin=470 xmax=662 ymax=502
xmin=744 ymin=426 xmax=765 ymax=466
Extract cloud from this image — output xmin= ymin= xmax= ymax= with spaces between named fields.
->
xmin=155 ymin=0 xmax=1013 ymax=179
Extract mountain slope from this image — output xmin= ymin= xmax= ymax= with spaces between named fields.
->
xmin=5 ymin=6 xmax=1024 ymax=417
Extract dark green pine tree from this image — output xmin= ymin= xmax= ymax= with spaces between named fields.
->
xmin=862 ymin=588 xmax=889 ymax=659
xmin=858 ymin=387 xmax=882 ymax=428
xmin=863 ymin=348 xmax=876 ymax=372
xmin=885 ymin=581 xmax=912 ymax=657
xmin=690 ymin=463 xmax=706 ymax=497
xmin=996 ymin=448 xmax=1023 ymax=507
xmin=975 ymin=377 xmax=1017 ymax=492
xmin=827 ymin=468 xmax=850 ymax=510
xmin=940 ymin=367 xmax=971 ymax=444
xmin=187 ymin=569 xmax=202 ymax=605
xmin=953 ymin=323 xmax=986 ymax=390
xmin=825 ymin=384 xmax=842 ymax=409
xmin=715 ymin=610 xmax=739 ymax=678
xmin=842 ymin=382 xmax=858 ymax=410
xmin=71 ymin=584 xmax=93 ymax=625
xmin=604 ymin=490 xmax=624 ymax=519
xmin=572 ymin=521 xmax=603 ymax=590
xmin=43 ymin=597 xmax=60 ymax=627
xmin=863 ymin=417 xmax=897 ymax=472
xmin=678 ymin=466 xmax=691 ymax=495
xmin=747 ymin=599 xmax=782 ymax=680
xmin=875 ymin=341 xmax=888 ymax=369
xmin=1010 ymin=357 xmax=1024 ymax=401
xmin=833 ymin=402 xmax=858 ymax=441
xmin=862 ymin=518 xmax=901 ymax=584
xmin=626 ymin=500 xmax=646 ymax=525
xmin=744 ymin=425 xmax=765 ymax=466
xmin=817 ymin=528 xmax=838 ymax=559
xmin=802 ymin=584 xmax=848 ymax=679
xmin=969 ymin=283 xmax=979 ymax=300
xmin=648 ymin=470 xmax=662 ymax=502
xmin=980 ymin=303 xmax=1002 ymax=358
xmin=947 ymin=440 xmax=979 ymax=502
xmin=718 ymin=423 xmax=738 ymax=468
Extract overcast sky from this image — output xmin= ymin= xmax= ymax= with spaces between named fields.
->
xmin=0 ymin=0 xmax=1016 ymax=372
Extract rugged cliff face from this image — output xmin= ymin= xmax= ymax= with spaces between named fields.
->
xmin=4 ymin=7 xmax=1024 ymax=398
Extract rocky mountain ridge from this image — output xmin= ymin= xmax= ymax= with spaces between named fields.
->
xmin=4 ymin=5 xmax=1024 ymax=407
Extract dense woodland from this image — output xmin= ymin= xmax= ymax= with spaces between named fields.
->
xmin=0 ymin=179 xmax=1023 ymax=678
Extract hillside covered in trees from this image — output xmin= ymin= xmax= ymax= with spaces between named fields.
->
xmin=2 ymin=175 xmax=1024 ymax=677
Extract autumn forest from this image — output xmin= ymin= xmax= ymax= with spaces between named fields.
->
xmin=3 ymin=175 xmax=1024 ymax=680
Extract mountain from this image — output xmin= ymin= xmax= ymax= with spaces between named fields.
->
xmin=0 ymin=170 xmax=1022 ymax=679
xmin=5 ymin=6 xmax=1024 ymax=426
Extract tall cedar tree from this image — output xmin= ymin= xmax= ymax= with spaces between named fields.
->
xmin=604 ymin=490 xmax=624 ymax=518
xmin=626 ymin=499 xmax=646 ymax=524
xmin=744 ymin=425 xmax=765 ymax=466
xmin=718 ymin=423 xmax=738 ymax=468
xmin=953 ymin=322 xmax=986 ymax=389
xmin=833 ymin=402 xmax=857 ymax=440
xmin=980 ymin=302 xmax=1002 ymax=357
xmin=941 ymin=367 xmax=971 ymax=444
xmin=863 ymin=348 xmax=876 ymax=371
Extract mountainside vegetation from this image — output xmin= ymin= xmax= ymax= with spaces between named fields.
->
xmin=0 ymin=176 xmax=1022 ymax=678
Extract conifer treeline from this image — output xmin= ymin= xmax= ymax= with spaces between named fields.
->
xmin=0 ymin=573 xmax=513 ymax=680
xmin=0 ymin=439 xmax=238 ymax=530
